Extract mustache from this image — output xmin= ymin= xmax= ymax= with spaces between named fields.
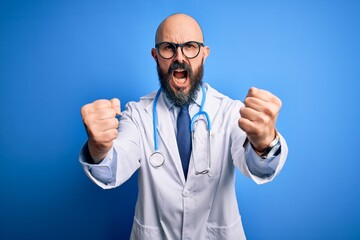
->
xmin=168 ymin=61 xmax=192 ymax=75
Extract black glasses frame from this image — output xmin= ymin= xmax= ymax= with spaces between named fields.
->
xmin=155 ymin=41 xmax=204 ymax=59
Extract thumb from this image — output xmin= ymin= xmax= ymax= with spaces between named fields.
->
xmin=110 ymin=98 xmax=121 ymax=116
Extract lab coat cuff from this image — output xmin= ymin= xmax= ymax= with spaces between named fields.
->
xmin=243 ymin=132 xmax=288 ymax=184
xmin=244 ymin=140 xmax=281 ymax=179
xmin=79 ymin=141 xmax=112 ymax=165
xmin=80 ymin=149 xmax=114 ymax=168
xmin=79 ymin=142 xmax=116 ymax=184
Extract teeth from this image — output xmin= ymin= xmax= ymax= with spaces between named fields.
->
xmin=173 ymin=69 xmax=187 ymax=85
xmin=174 ymin=77 xmax=186 ymax=84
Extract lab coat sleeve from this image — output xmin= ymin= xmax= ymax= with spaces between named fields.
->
xmin=79 ymin=142 xmax=117 ymax=185
xmin=244 ymin=142 xmax=280 ymax=178
xmin=231 ymin=101 xmax=288 ymax=184
xmin=244 ymin=133 xmax=287 ymax=181
xmin=79 ymin=102 xmax=142 ymax=189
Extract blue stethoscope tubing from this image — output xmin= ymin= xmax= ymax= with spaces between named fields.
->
xmin=150 ymin=85 xmax=211 ymax=168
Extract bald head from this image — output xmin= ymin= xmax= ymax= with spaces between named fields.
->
xmin=155 ymin=13 xmax=204 ymax=44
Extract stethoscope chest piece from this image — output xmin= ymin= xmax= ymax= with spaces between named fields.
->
xmin=149 ymin=152 xmax=165 ymax=168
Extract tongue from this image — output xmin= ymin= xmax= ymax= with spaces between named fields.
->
xmin=174 ymin=71 xmax=186 ymax=79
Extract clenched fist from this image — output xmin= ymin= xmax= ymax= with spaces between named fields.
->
xmin=81 ymin=98 xmax=121 ymax=163
xmin=238 ymin=87 xmax=282 ymax=152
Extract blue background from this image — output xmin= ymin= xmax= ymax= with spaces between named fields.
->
xmin=1 ymin=0 xmax=359 ymax=239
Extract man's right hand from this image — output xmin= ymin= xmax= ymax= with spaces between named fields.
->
xmin=80 ymin=98 xmax=121 ymax=163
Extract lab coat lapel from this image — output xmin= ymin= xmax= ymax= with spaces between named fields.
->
xmin=144 ymin=92 xmax=186 ymax=185
xmin=203 ymin=85 xmax=222 ymax=132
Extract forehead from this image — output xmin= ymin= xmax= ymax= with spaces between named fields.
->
xmin=156 ymin=15 xmax=204 ymax=43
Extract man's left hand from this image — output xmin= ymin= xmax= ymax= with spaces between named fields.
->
xmin=238 ymin=87 xmax=282 ymax=152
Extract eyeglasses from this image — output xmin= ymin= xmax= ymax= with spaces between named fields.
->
xmin=155 ymin=41 xmax=204 ymax=59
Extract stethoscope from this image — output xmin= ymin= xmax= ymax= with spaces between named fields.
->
xmin=149 ymin=85 xmax=212 ymax=174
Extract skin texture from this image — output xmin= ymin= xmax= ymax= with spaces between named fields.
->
xmin=80 ymin=13 xmax=281 ymax=163
xmin=81 ymin=98 xmax=121 ymax=163
xmin=151 ymin=14 xmax=210 ymax=96
xmin=239 ymin=87 xmax=281 ymax=151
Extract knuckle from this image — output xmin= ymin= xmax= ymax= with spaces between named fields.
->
xmin=243 ymin=97 xmax=250 ymax=106
xmin=110 ymin=129 xmax=119 ymax=139
xmin=249 ymin=87 xmax=256 ymax=95
xmin=97 ymin=132 xmax=111 ymax=143
xmin=238 ymin=118 xmax=246 ymax=130
xmin=112 ymin=118 xmax=119 ymax=128
xmin=102 ymin=107 xmax=116 ymax=118
xmin=264 ymin=116 xmax=271 ymax=126
xmin=80 ymin=104 xmax=91 ymax=117
xmin=110 ymin=108 xmax=117 ymax=116
xmin=263 ymin=111 xmax=271 ymax=121
xmin=263 ymin=106 xmax=274 ymax=117
xmin=97 ymin=108 xmax=114 ymax=119
xmin=240 ymin=107 xmax=250 ymax=118
xmin=271 ymin=94 xmax=282 ymax=107
xmin=111 ymin=98 xmax=120 ymax=106
xmin=247 ymin=87 xmax=256 ymax=97
xmin=264 ymin=103 xmax=279 ymax=118
xmin=82 ymin=114 xmax=95 ymax=128
xmin=258 ymin=116 xmax=266 ymax=125
xmin=82 ymin=117 xmax=90 ymax=127
xmin=91 ymin=132 xmax=102 ymax=143
xmin=271 ymin=104 xmax=280 ymax=117
xmin=257 ymin=113 xmax=271 ymax=127
xmin=80 ymin=107 xmax=86 ymax=117
xmin=102 ymin=130 xmax=118 ymax=142
xmin=105 ymin=117 xmax=117 ymax=127
xmin=239 ymin=107 xmax=245 ymax=115
xmin=95 ymin=99 xmax=111 ymax=108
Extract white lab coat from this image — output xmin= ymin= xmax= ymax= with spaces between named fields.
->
xmin=81 ymin=84 xmax=288 ymax=240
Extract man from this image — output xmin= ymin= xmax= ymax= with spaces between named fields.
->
xmin=80 ymin=13 xmax=288 ymax=239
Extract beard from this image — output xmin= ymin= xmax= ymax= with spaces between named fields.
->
xmin=156 ymin=60 xmax=204 ymax=107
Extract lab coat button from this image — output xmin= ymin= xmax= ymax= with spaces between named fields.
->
xmin=182 ymin=190 xmax=189 ymax=197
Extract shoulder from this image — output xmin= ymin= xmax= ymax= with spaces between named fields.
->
xmin=205 ymin=83 xmax=243 ymax=109
xmin=125 ymin=90 xmax=156 ymax=108
xmin=123 ymin=90 xmax=157 ymax=116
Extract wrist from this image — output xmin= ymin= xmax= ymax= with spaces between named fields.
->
xmin=251 ymin=130 xmax=281 ymax=159
xmin=88 ymin=140 xmax=111 ymax=164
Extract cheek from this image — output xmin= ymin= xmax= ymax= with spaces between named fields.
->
xmin=158 ymin=59 xmax=171 ymax=72
xmin=189 ymin=59 xmax=202 ymax=73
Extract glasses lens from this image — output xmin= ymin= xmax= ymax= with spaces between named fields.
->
xmin=158 ymin=42 xmax=175 ymax=59
xmin=182 ymin=42 xmax=200 ymax=59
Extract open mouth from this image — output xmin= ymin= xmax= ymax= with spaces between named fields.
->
xmin=172 ymin=69 xmax=188 ymax=86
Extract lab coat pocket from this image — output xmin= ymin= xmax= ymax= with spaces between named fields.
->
xmin=131 ymin=217 xmax=165 ymax=240
xmin=206 ymin=216 xmax=246 ymax=240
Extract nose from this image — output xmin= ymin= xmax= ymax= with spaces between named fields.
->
xmin=173 ymin=46 xmax=186 ymax=63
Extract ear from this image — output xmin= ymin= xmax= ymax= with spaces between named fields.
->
xmin=151 ymin=48 xmax=158 ymax=62
xmin=202 ymin=46 xmax=210 ymax=63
